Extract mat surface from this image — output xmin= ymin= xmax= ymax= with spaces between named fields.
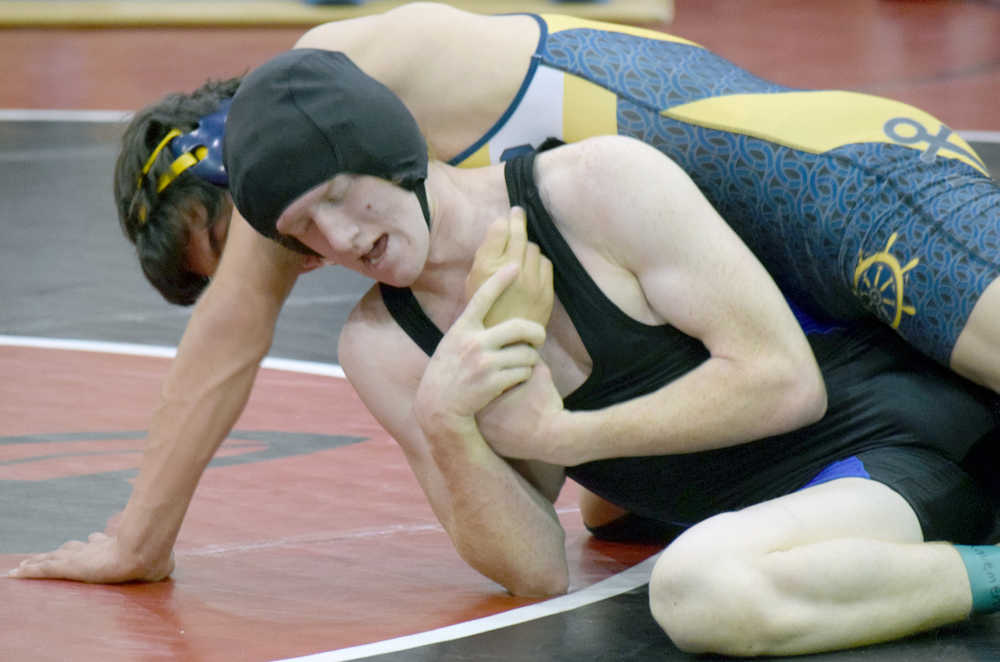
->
xmin=2 ymin=2 xmax=999 ymax=660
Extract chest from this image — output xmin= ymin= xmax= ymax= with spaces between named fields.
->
xmin=537 ymin=245 xmax=664 ymax=398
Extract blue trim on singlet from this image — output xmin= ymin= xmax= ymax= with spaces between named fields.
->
xmin=785 ymin=296 xmax=846 ymax=336
xmin=447 ymin=14 xmax=548 ymax=166
xmin=800 ymin=456 xmax=871 ymax=490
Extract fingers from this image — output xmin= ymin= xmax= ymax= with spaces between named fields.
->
xmin=461 ymin=262 xmax=520 ymax=324
xmin=10 ymin=558 xmax=58 ymax=579
xmin=490 ymin=339 xmax=542 ymax=370
xmin=505 ymin=207 xmax=528 ymax=263
xmin=477 ymin=343 xmax=540 ymax=400
xmin=484 ymin=318 xmax=547 ymax=350
xmin=488 ymin=365 xmax=535 ymax=398
xmin=8 ymin=532 xmax=110 ymax=580
xmin=478 ymin=213 xmax=512 ymax=262
xmin=9 ymin=548 xmax=73 ymax=579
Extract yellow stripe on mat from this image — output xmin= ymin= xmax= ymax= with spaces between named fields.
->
xmin=0 ymin=0 xmax=672 ymax=27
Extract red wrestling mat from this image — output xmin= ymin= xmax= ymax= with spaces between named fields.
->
xmin=0 ymin=345 xmax=659 ymax=661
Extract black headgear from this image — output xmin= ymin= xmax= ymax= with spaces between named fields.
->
xmin=223 ymin=49 xmax=429 ymax=241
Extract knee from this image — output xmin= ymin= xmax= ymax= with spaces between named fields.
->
xmin=648 ymin=523 xmax=793 ymax=656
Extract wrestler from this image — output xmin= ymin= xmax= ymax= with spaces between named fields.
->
xmin=17 ymin=49 xmax=999 ymax=657
xmin=116 ymin=2 xmax=1000 ymax=393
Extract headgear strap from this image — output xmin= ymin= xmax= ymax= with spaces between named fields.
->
xmin=133 ymin=99 xmax=232 ymax=225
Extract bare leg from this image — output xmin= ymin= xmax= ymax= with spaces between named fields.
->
xmin=579 ymin=487 xmax=628 ymax=529
xmin=649 ymin=479 xmax=977 ymax=656
xmin=951 ymin=278 xmax=1000 ymax=393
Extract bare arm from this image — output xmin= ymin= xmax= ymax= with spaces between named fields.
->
xmin=477 ymin=137 xmax=827 ymax=466
xmin=10 ymin=214 xmax=304 ymax=582
xmin=340 ymin=269 xmax=569 ymax=597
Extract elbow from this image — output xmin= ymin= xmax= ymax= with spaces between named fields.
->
xmin=505 ymin=568 xmax=570 ymax=598
xmin=768 ymin=351 xmax=827 ymax=432
xmin=795 ymin=355 xmax=827 ymax=425
xmin=453 ymin=533 xmax=569 ymax=598
xmin=468 ymin=552 xmax=569 ymax=598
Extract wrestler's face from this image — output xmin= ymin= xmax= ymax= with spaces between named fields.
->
xmin=185 ymin=197 xmax=233 ymax=278
xmin=275 ymin=174 xmax=429 ymax=286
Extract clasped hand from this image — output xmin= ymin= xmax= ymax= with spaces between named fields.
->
xmin=415 ymin=208 xmax=568 ymax=463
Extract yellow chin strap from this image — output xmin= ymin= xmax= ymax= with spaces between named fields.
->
xmin=135 ymin=129 xmax=208 ymax=223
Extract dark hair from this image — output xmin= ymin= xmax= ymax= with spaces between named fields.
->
xmin=114 ymin=77 xmax=241 ymax=306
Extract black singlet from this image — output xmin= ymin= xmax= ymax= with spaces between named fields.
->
xmin=381 ymin=151 xmax=998 ymax=540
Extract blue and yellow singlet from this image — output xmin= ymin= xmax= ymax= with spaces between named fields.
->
xmin=449 ymin=14 xmax=1000 ymax=365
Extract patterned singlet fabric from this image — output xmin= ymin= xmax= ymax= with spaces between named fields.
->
xmin=448 ymin=14 xmax=1000 ymax=365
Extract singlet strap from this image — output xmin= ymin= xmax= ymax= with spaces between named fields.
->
xmin=504 ymin=150 xmax=708 ymax=411
xmin=504 ymin=150 xmax=615 ymax=356
xmin=379 ymin=283 xmax=442 ymax=356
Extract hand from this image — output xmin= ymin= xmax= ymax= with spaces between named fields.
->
xmin=465 ymin=207 xmax=553 ymax=329
xmin=8 ymin=532 xmax=174 ymax=583
xmin=476 ymin=360 xmax=572 ymax=465
xmin=415 ymin=264 xmax=547 ymax=431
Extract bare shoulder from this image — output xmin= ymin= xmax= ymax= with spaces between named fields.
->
xmin=295 ymin=3 xmax=472 ymax=51
xmin=534 ymin=136 xmax=692 ymax=250
xmin=339 ymin=285 xmax=399 ymax=369
xmin=339 ymin=286 xmax=429 ymax=433
xmin=537 ymin=135 xmax=682 ymax=193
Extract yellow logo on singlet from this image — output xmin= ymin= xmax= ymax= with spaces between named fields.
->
xmin=853 ymin=233 xmax=919 ymax=329
xmin=661 ymin=92 xmax=989 ymax=176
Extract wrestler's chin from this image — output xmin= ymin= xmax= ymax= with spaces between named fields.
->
xmin=367 ymin=242 xmax=421 ymax=288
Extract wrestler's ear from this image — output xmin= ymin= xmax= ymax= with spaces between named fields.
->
xmin=299 ymin=254 xmax=325 ymax=274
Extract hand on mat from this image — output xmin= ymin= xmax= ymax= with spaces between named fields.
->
xmin=8 ymin=532 xmax=174 ymax=583
xmin=465 ymin=207 xmax=553 ymax=329
xmin=416 ymin=264 xmax=546 ymax=432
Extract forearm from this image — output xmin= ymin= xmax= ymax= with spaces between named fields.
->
xmin=117 ymin=352 xmax=264 ymax=569
xmin=551 ymin=352 xmax=826 ymax=465
xmin=417 ymin=413 xmax=568 ymax=596
xmin=115 ymin=282 xmax=279 ymax=570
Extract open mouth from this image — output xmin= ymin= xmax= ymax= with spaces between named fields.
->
xmin=363 ymin=234 xmax=388 ymax=266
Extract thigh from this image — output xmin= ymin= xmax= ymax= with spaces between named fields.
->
xmin=671 ymin=445 xmax=996 ymax=557
xmin=667 ymin=478 xmax=922 ymax=560
xmin=858 ymin=446 xmax=997 ymax=543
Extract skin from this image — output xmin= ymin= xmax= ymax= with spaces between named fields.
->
xmin=8 ymin=136 xmax=825 ymax=584
xmin=9 ymin=3 xmax=998 ymax=653
xmin=180 ymin=2 xmax=1000 ymax=397
xmin=9 ymin=131 xmax=991 ymax=656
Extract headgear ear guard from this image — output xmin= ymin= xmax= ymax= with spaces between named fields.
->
xmin=168 ymin=98 xmax=231 ymax=188
xmin=133 ymin=99 xmax=232 ymax=224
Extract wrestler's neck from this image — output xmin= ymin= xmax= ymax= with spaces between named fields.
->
xmin=411 ymin=160 xmax=511 ymax=305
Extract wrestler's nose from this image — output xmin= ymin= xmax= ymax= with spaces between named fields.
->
xmin=312 ymin=206 xmax=359 ymax=254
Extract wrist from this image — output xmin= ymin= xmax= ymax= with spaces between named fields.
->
xmin=546 ymin=408 xmax=586 ymax=466
xmin=419 ymin=409 xmax=490 ymax=465
xmin=116 ymin=499 xmax=180 ymax=575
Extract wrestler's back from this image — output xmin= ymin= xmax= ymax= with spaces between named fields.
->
xmin=294 ymin=3 xmax=539 ymax=162
xmin=298 ymin=4 xmax=1000 ymax=370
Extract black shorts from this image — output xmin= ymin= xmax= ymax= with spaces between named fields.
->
xmin=573 ymin=319 xmax=1000 ymax=546
xmin=588 ymin=446 xmax=998 ymax=545
xmin=828 ymin=446 xmax=997 ymax=544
